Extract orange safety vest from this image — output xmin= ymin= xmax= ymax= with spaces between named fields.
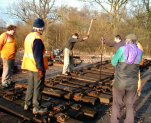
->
xmin=0 ymin=32 xmax=17 ymax=60
xmin=21 ymin=32 xmax=48 ymax=72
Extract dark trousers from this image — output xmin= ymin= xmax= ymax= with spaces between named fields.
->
xmin=111 ymin=87 xmax=137 ymax=123
xmin=25 ymin=71 xmax=45 ymax=109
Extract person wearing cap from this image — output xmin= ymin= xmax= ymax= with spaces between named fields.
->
xmin=0 ymin=25 xmax=17 ymax=88
xmin=62 ymin=33 xmax=89 ymax=75
xmin=110 ymin=34 xmax=143 ymax=123
xmin=21 ymin=18 xmax=48 ymax=114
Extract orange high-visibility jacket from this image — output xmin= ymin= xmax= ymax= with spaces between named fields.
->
xmin=21 ymin=32 xmax=48 ymax=72
xmin=0 ymin=32 xmax=17 ymax=60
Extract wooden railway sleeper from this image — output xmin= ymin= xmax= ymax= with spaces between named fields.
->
xmin=53 ymin=104 xmax=66 ymax=112
xmin=3 ymin=88 xmax=24 ymax=101
xmin=56 ymin=113 xmax=69 ymax=123
xmin=70 ymin=103 xmax=82 ymax=111
xmin=73 ymin=92 xmax=84 ymax=102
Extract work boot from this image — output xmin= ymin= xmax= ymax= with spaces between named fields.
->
xmin=62 ymin=72 xmax=68 ymax=76
xmin=8 ymin=81 xmax=15 ymax=85
xmin=63 ymin=72 xmax=71 ymax=76
xmin=2 ymin=81 xmax=15 ymax=89
xmin=33 ymin=107 xmax=47 ymax=114
xmin=67 ymin=72 xmax=71 ymax=76
xmin=24 ymin=104 xmax=31 ymax=111
xmin=1 ymin=82 xmax=11 ymax=89
xmin=2 ymin=83 xmax=9 ymax=88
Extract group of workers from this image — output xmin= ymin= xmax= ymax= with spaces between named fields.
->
xmin=0 ymin=18 xmax=48 ymax=114
xmin=63 ymin=33 xmax=143 ymax=123
xmin=0 ymin=18 xmax=143 ymax=123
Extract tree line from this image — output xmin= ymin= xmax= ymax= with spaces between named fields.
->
xmin=0 ymin=0 xmax=151 ymax=56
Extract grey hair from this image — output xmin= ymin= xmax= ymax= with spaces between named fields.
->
xmin=33 ymin=27 xmax=44 ymax=34
xmin=33 ymin=27 xmax=44 ymax=31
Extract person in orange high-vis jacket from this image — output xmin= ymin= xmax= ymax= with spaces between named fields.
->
xmin=21 ymin=18 xmax=48 ymax=114
xmin=0 ymin=25 xmax=17 ymax=88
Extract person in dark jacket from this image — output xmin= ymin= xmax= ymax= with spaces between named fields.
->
xmin=110 ymin=34 xmax=143 ymax=123
xmin=103 ymin=35 xmax=125 ymax=52
xmin=62 ymin=33 xmax=89 ymax=75
xmin=22 ymin=18 xmax=48 ymax=114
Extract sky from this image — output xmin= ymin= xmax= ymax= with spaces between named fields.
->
xmin=58 ymin=0 xmax=84 ymax=8
xmin=0 ymin=0 xmax=85 ymax=11
xmin=0 ymin=0 xmax=85 ymax=10
xmin=0 ymin=0 xmax=15 ymax=8
xmin=0 ymin=0 xmax=86 ymax=26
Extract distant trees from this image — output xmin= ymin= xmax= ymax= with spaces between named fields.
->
xmin=5 ymin=0 xmax=59 ymax=50
xmin=127 ymin=0 xmax=151 ymax=55
xmin=143 ymin=0 xmax=151 ymax=34
xmin=6 ymin=0 xmax=56 ymax=25
xmin=0 ymin=19 xmax=6 ymax=34
xmin=79 ymin=0 xmax=128 ymax=35
xmin=0 ymin=19 xmax=6 ymax=28
xmin=1 ymin=0 xmax=151 ymax=55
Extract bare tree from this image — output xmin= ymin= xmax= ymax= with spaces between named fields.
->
xmin=5 ymin=0 xmax=60 ymax=49
xmin=143 ymin=0 xmax=151 ymax=17
xmin=79 ymin=0 xmax=128 ymax=34
xmin=0 ymin=18 xmax=6 ymax=28
xmin=6 ymin=0 xmax=56 ymax=25
xmin=0 ymin=18 xmax=6 ymax=34
xmin=143 ymin=0 xmax=151 ymax=30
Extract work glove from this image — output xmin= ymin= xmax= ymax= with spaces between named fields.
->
xmin=38 ymin=70 xmax=45 ymax=79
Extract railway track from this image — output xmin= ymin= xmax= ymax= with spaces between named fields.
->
xmin=0 ymin=59 xmax=151 ymax=123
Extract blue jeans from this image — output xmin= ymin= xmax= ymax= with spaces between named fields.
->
xmin=25 ymin=71 xmax=45 ymax=109
xmin=2 ymin=59 xmax=15 ymax=85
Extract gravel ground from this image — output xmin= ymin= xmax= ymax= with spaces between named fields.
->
xmin=0 ymin=56 xmax=151 ymax=123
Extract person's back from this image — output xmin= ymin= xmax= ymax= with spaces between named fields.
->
xmin=65 ymin=37 xmax=77 ymax=51
xmin=111 ymin=34 xmax=143 ymax=123
xmin=112 ymin=43 xmax=143 ymax=90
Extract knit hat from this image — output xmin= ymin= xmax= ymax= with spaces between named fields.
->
xmin=33 ymin=18 xmax=45 ymax=30
xmin=125 ymin=34 xmax=138 ymax=42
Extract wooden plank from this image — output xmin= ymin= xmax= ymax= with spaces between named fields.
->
xmin=99 ymin=94 xmax=112 ymax=104
xmin=43 ymin=87 xmax=66 ymax=98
